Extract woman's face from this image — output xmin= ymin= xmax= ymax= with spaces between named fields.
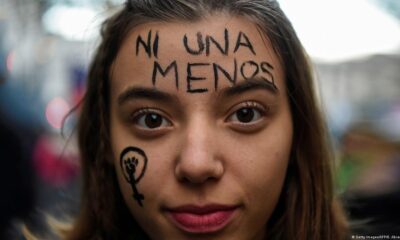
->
xmin=110 ymin=14 xmax=293 ymax=240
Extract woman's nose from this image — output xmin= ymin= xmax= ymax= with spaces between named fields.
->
xmin=174 ymin=116 xmax=224 ymax=184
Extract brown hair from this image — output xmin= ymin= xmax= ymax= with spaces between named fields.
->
xmin=51 ymin=0 xmax=348 ymax=239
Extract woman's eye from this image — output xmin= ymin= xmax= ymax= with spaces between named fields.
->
xmin=134 ymin=111 xmax=171 ymax=129
xmin=228 ymin=106 xmax=264 ymax=124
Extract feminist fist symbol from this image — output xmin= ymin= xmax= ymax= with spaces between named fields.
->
xmin=120 ymin=147 xmax=148 ymax=207
xmin=124 ymin=157 xmax=139 ymax=178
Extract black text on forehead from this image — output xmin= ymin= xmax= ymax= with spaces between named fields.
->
xmin=135 ymin=28 xmax=256 ymax=58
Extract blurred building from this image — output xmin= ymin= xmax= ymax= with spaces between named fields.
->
xmin=317 ymin=54 xmax=400 ymax=141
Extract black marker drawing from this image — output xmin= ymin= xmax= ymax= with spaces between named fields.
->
xmin=183 ymin=29 xmax=255 ymax=57
xmin=234 ymin=31 xmax=256 ymax=55
xmin=186 ymin=62 xmax=210 ymax=93
xmin=183 ymin=32 xmax=205 ymax=55
xmin=260 ymin=61 xmax=277 ymax=90
xmin=205 ymin=28 xmax=229 ymax=56
xmin=153 ymin=31 xmax=159 ymax=58
xmin=120 ymin=146 xmax=148 ymax=207
xmin=136 ymin=30 xmax=159 ymax=58
xmin=151 ymin=59 xmax=275 ymax=92
xmin=141 ymin=29 xmax=272 ymax=92
xmin=152 ymin=60 xmax=179 ymax=89
xmin=213 ymin=59 xmax=237 ymax=90
xmin=240 ymin=60 xmax=259 ymax=80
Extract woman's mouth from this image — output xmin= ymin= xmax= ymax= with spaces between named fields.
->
xmin=165 ymin=204 xmax=239 ymax=234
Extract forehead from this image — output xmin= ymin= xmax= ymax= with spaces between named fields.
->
xmin=111 ymin=14 xmax=284 ymax=97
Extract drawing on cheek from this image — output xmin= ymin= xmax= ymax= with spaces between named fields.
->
xmin=120 ymin=146 xmax=148 ymax=207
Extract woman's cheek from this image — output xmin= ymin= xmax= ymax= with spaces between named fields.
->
xmin=115 ymin=141 xmax=173 ymax=205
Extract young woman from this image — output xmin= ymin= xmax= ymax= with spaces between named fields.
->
xmin=33 ymin=0 xmax=348 ymax=239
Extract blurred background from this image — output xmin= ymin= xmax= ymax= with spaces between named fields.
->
xmin=0 ymin=0 xmax=399 ymax=238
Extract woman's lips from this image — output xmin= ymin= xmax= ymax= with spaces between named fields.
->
xmin=165 ymin=204 xmax=238 ymax=234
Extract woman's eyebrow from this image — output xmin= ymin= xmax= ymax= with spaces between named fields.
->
xmin=117 ymin=86 xmax=177 ymax=106
xmin=220 ymin=78 xmax=279 ymax=98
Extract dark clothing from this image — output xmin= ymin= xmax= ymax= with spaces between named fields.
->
xmin=0 ymin=114 xmax=35 ymax=238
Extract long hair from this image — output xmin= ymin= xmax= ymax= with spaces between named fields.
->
xmin=60 ymin=0 xmax=348 ymax=239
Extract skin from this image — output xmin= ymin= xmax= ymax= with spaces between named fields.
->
xmin=110 ymin=14 xmax=293 ymax=240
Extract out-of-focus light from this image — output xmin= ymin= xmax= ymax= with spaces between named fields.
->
xmin=33 ymin=135 xmax=79 ymax=187
xmin=6 ymin=51 xmax=14 ymax=72
xmin=42 ymin=5 xmax=102 ymax=41
xmin=278 ymin=0 xmax=400 ymax=62
xmin=45 ymin=97 xmax=70 ymax=129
